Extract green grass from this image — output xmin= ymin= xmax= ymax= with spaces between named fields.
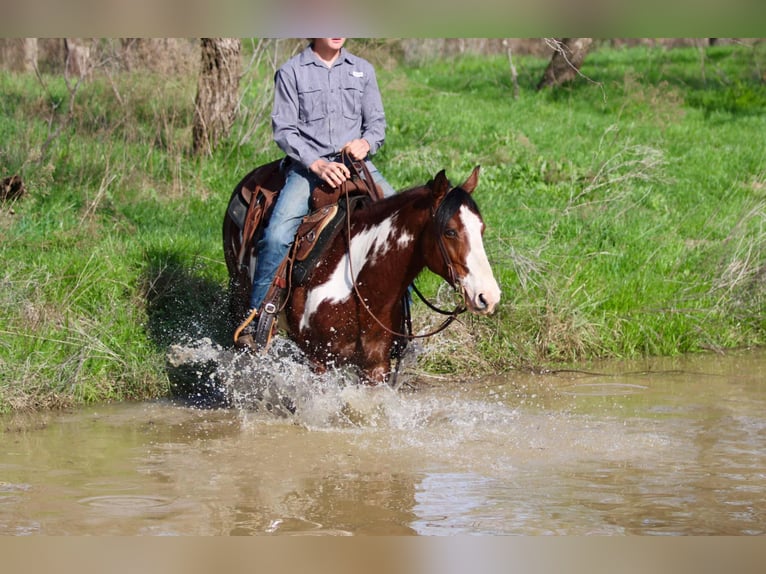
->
xmin=378 ymin=44 xmax=766 ymax=368
xmin=2 ymin=42 xmax=766 ymax=411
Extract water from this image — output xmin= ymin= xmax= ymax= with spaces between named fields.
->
xmin=1 ymin=343 xmax=765 ymax=535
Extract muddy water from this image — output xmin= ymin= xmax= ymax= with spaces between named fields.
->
xmin=2 ymin=344 xmax=765 ymax=535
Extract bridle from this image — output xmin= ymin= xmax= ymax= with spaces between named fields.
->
xmin=430 ymin=197 xmax=466 ymax=302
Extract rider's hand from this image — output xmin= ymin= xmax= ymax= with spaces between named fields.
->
xmin=341 ymin=138 xmax=371 ymax=161
xmin=310 ymin=159 xmax=350 ymax=188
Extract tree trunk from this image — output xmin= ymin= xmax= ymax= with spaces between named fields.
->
xmin=192 ymin=38 xmax=242 ymax=156
xmin=0 ymin=38 xmax=38 ymax=72
xmin=22 ymin=38 xmax=37 ymax=72
xmin=65 ymin=38 xmax=91 ymax=79
xmin=537 ymin=38 xmax=593 ymax=90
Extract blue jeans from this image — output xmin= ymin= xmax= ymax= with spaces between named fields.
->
xmin=248 ymin=159 xmax=395 ymax=311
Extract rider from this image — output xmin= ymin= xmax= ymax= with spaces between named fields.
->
xmin=236 ymin=38 xmax=396 ymax=350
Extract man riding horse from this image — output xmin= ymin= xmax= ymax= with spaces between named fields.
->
xmin=235 ymin=38 xmax=396 ymax=351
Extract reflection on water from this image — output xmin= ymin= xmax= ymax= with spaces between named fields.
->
xmin=1 ymin=347 xmax=765 ymax=535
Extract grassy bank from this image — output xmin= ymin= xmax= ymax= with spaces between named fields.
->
xmin=2 ymin=42 xmax=765 ymax=411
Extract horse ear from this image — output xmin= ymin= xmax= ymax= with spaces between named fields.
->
xmin=461 ymin=165 xmax=481 ymax=194
xmin=430 ymin=169 xmax=450 ymax=201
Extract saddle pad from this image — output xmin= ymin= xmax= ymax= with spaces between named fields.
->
xmin=291 ymin=195 xmax=368 ymax=285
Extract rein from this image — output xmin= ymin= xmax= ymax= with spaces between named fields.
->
xmin=342 ymin=176 xmax=466 ymax=341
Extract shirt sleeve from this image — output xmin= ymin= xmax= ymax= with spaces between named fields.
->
xmin=271 ymin=67 xmax=321 ymax=169
xmin=359 ymin=64 xmax=386 ymax=156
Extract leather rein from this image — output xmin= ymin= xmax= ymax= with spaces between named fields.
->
xmin=342 ymin=161 xmax=467 ymax=341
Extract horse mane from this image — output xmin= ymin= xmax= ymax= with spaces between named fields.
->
xmin=350 ymin=183 xmax=432 ymax=226
xmin=433 ymin=187 xmax=481 ymax=233
xmin=353 ymin=180 xmax=481 ymax=230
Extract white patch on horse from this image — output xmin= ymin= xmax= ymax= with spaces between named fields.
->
xmin=459 ymin=206 xmax=501 ymax=313
xmin=299 ymin=214 xmax=411 ymax=331
xmin=396 ymin=230 xmax=414 ymax=248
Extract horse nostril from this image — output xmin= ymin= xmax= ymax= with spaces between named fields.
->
xmin=478 ymin=293 xmax=488 ymax=309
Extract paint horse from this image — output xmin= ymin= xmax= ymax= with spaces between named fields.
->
xmin=223 ymin=165 xmax=501 ymax=384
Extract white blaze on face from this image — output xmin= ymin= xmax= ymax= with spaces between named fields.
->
xmin=459 ymin=206 xmax=501 ymax=314
xmin=299 ymin=214 xmax=414 ymax=332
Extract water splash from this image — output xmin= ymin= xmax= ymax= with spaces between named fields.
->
xmin=166 ymin=337 xmax=434 ymax=429
xmin=164 ymin=334 xmax=522 ymax=439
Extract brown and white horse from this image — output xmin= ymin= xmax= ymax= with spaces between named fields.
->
xmin=224 ymin=166 xmax=501 ymax=384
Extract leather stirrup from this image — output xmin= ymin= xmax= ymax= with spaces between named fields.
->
xmin=252 ymin=257 xmax=290 ymax=351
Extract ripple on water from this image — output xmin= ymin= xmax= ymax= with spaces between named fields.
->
xmin=78 ymin=494 xmax=175 ymax=515
xmin=0 ymin=482 xmax=31 ymax=493
xmin=559 ymin=381 xmax=649 ymax=396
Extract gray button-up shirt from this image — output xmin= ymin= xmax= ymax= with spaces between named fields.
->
xmin=271 ymin=45 xmax=387 ymax=170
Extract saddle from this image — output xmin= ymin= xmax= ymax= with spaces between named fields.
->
xmin=291 ymin=194 xmax=370 ymax=285
xmin=225 ymin=158 xmax=284 ymax=273
xmin=231 ymin=155 xmax=383 ymax=351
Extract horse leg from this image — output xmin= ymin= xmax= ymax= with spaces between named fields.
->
xmin=360 ymin=362 xmax=391 ymax=386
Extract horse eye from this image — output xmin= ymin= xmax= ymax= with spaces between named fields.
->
xmin=444 ymin=229 xmax=458 ymax=239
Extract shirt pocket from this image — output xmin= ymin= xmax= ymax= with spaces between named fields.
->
xmin=298 ymin=86 xmax=325 ymax=123
xmin=341 ymin=75 xmax=363 ymax=119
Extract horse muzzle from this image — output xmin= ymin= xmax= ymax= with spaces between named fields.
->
xmin=461 ymin=277 xmax=501 ymax=315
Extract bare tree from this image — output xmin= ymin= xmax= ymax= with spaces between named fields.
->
xmin=0 ymin=38 xmax=38 ymax=72
xmin=65 ymin=38 xmax=91 ymax=79
xmin=192 ymin=38 xmax=242 ymax=156
xmin=22 ymin=38 xmax=39 ymax=72
xmin=537 ymin=38 xmax=593 ymax=90
xmin=504 ymin=39 xmax=520 ymax=99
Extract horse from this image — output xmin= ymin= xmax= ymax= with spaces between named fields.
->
xmin=223 ymin=164 xmax=501 ymax=384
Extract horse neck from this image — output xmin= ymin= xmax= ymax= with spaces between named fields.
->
xmin=351 ymin=187 xmax=432 ymax=299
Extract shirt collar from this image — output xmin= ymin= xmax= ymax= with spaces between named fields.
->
xmin=300 ymin=45 xmax=355 ymax=67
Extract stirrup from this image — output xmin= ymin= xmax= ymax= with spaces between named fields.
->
xmin=237 ymin=256 xmax=289 ymax=353
xmin=254 ymin=302 xmax=278 ymax=350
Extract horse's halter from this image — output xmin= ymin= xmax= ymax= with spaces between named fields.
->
xmin=431 ymin=189 xmax=469 ymax=304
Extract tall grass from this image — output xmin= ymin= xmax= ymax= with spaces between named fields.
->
xmin=1 ymin=41 xmax=765 ymax=411
xmin=379 ymin=44 xmax=766 ymax=369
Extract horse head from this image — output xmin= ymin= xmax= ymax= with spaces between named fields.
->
xmin=426 ymin=166 xmax=501 ymax=315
